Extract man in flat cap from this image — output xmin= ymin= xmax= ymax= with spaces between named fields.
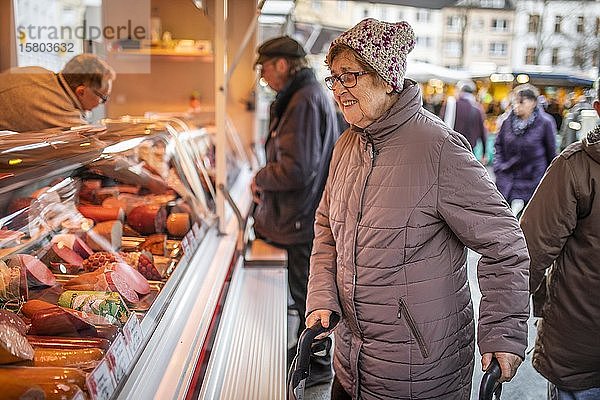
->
xmin=251 ymin=36 xmax=339 ymax=387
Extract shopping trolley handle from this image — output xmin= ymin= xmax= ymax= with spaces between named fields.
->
xmin=290 ymin=313 xmax=340 ymax=387
xmin=479 ymin=357 xmax=502 ymax=400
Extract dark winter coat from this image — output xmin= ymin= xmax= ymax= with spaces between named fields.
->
xmin=521 ymin=125 xmax=600 ymax=391
xmin=493 ymin=109 xmax=557 ymax=203
xmin=253 ymin=68 xmax=338 ymax=245
xmin=307 ymin=80 xmax=530 ymax=399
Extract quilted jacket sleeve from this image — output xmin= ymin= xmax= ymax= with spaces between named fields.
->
xmin=437 ymin=133 xmax=530 ymax=358
xmin=520 ymin=155 xmax=578 ymax=294
xmin=254 ymin=92 xmax=323 ymax=192
xmin=305 ymin=151 xmax=342 ymax=318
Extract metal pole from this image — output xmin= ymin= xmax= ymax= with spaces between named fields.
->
xmin=215 ymin=0 xmax=227 ymax=234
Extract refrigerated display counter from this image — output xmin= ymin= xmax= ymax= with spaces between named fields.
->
xmin=0 ymin=119 xmax=278 ymax=400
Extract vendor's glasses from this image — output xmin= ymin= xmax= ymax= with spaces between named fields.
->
xmin=93 ymin=89 xmax=109 ymax=104
xmin=324 ymin=71 xmax=370 ymax=90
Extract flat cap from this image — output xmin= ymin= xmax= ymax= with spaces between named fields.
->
xmin=255 ymin=36 xmax=306 ymax=66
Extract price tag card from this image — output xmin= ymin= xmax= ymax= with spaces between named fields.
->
xmin=106 ymin=333 xmax=131 ymax=382
xmin=185 ymin=229 xmax=197 ymax=247
xmin=123 ymin=314 xmax=144 ymax=358
xmin=86 ymin=359 xmax=116 ymax=400
xmin=181 ymin=235 xmax=191 ymax=255
xmin=192 ymin=222 xmax=202 ymax=243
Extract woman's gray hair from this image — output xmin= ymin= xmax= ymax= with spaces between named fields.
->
xmin=61 ymin=54 xmax=116 ymax=91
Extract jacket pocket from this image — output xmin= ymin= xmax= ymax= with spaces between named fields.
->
xmin=398 ymin=297 xmax=429 ymax=359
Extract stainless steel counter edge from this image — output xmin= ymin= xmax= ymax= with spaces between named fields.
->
xmin=116 ymin=167 xmax=253 ymax=400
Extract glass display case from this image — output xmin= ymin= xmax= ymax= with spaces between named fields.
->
xmin=0 ymin=120 xmax=250 ymax=399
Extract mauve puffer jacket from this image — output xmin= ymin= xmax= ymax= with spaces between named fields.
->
xmin=307 ymin=81 xmax=530 ymax=399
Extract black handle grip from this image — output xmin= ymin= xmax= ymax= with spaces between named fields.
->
xmin=289 ymin=312 xmax=340 ymax=391
xmin=479 ymin=357 xmax=502 ymax=400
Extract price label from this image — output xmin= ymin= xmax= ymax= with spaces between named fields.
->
xmin=186 ymin=229 xmax=197 ymax=247
xmin=106 ymin=333 xmax=131 ymax=382
xmin=181 ymin=236 xmax=191 ymax=256
xmin=123 ymin=313 xmax=144 ymax=358
xmin=192 ymin=222 xmax=202 ymax=243
xmin=86 ymin=359 xmax=116 ymax=400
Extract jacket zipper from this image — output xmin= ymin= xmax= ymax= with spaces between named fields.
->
xmin=350 ymin=136 xmax=376 ymax=397
xmin=398 ymin=296 xmax=430 ymax=359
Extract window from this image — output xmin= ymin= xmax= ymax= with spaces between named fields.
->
xmin=416 ymin=9 xmax=431 ymax=23
xmin=526 ymin=47 xmax=537 ymax=64
xmin=471 ymin=41 xmax=483 ymax=55
xmin=473 ymin=18 xmax=484 ymax=30
xmin=447 ymin=15 xmax=462 ymax=32
xmin=489 ymin=42 xmax=507 ymax=56
xmin=416 ymin=36 xmax=432 ymax=48
xmin=554 ymin=16 xmax=562 ymax=33
xmin=481 ymin=0 xmax=505 ymax=7
xmin=551 ymin=48 xmax=559 ymax=65
xmin=529 ymin=14 xmax=540 ymax=33
xmin=492 ymin=19 xmax=508 ymax=31
xmin=444 ymin=40 xmax=461 ymax=57
xmin=573 ymin=46 xmax=584 ymax=67
xmin=312 ymin=0 xmax=321 ymax=10
xmin=577 ymin=16 xmax=584 ymax=33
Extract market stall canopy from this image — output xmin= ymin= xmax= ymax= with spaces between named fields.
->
xmin=405 ymin=61 xmax=471 ymax=83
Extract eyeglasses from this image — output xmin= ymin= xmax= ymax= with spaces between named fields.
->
xmin=92 ymin=88 xmax=109 ymax=104
xmin=324 ymin=71 xmax=370 ymax=90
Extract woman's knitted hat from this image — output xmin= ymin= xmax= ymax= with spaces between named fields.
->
xmin=331 ymin=18 xmax=415 ymax=92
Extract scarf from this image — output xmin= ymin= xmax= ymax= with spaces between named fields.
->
xmin=510 ymin=108 xmax=538 ymax=136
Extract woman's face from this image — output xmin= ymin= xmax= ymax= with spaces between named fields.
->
xmin=329 ymin=50 xmax=395 ymax=128
xmin=513 ymin=95 xmax=536 ymax=120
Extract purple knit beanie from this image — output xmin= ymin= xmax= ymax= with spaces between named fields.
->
xmin=331 ymin=18 xmax=415 ymax=92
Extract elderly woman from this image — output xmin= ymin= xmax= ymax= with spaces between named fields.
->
xmin=493 ymin=84 xmax=557 ymax=214
xmin=305 ymin=19 xmax=530 ymax=400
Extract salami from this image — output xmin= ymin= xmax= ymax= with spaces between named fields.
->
xmin=0 ymin=310 xmax=28 ymax=336
xmin=0 ymin=323 xmax=34 ymax=365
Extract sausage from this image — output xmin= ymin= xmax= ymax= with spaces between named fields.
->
xmin=105 ymin=262 xmax=150 ymax=295
xmin=0 ymin=323 xmax=34 ymax=365
xmin=106 ymin=270 xmax=139 ymax=303
xmin=40 ymin=243 xmax=84 ymax=271
xmin=127 ymin=205 xmax=167 ymax=235
xmin=28 ymin=306 xmax=97 ymax=337
xmin=27 ymin=335 xmax=111 ymax=350
xmin=85 ymin=220 xmax=123 ymax=252
xmin=0 ymin=310 xmax=28 ymax=336
xmin=11 ymin=254 xmax=57 ymax=287
xmin=28 ymin=347 xmax=104 ymax=368
xmin=0 ymin=366 xmax=87 ymax=393
xmin=77 ymin=204 xmax=124 ymax=223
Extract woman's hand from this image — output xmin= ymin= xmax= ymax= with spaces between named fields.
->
xmin=306 ymin=309 xmax=334 ymax=339
xmin=481 ymin=352 xmax=523 ymax=383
